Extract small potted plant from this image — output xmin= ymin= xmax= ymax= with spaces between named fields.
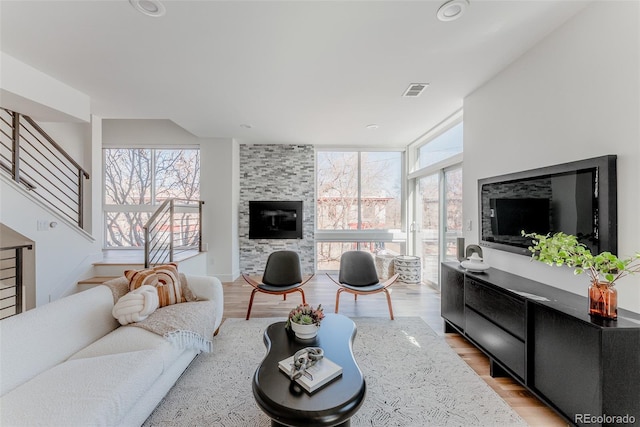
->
xmin=523 ymin=231 xmax=640 ymax=319
xmin=286 ymin=303 xmax=325 ymax=339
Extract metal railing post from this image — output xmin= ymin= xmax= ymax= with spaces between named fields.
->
xmin=11 ymin=112 xmax=20 ymax=183
xmin=15 ymin=247 xmax=24 ymax=315
xmin=198 ymin=201 xmax=204 ymax=252
xmin=169 ymin=200 xmax=175 ymax=263
xmin=144 ymin=226 xmax=150 ymax=268
xmin=143 ymin=198 xmax=204 ymax=267
xmin=78 ymin=171 xmax=84 ymax=228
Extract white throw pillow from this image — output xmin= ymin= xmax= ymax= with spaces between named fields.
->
xmin=112 ymin=285 xmax=159 ymax=325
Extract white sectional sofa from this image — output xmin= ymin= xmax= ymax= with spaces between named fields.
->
xmin=0 ymin=274 xmax=223 ymax=427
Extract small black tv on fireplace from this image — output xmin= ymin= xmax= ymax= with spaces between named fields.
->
xmin=249 ymin=201 xmax=303 ymax=239
xmin=478 ymin=155 xmax=617 ymax=256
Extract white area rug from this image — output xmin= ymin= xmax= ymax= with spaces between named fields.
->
xmin=144 ymin=317 xmax=527 ymax=427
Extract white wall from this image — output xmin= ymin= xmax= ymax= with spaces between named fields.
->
xmin=0 ymin=224 xmax=35 ymax=310
xmin=200 ymin=139 xmax=239 ymax=281
xmin=103 ymin=120 xmax=240 ymax=281
xmin=0 ymin=176 xmax=102 ymax=305
xmin=0 ymin=52 xmax=89 ymax=123
xmin=102 ymin=119 xmax=201 ymax=147
xmin=463 ymin=1 xmax=640 ymax=312
xmin=0 ymin=53 xmax=103 ymax=306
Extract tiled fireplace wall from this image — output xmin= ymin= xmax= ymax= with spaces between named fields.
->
xmin=239 ymin=144 xmax=315 ymax=275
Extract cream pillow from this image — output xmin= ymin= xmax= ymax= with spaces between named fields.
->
xmin=112 ymin=285 xmax=159 ymax=325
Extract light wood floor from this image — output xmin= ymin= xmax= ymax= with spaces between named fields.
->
xmin=222 ymin=274 xmax=568 ymax=426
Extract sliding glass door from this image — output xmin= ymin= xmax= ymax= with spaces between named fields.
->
xmin=414 ymin=166 xmax=462 ymax=288
xmin=409 ymin=117 xmax=463 ymax=288
xmin=443 ymin=167 xmax=463 ymax=263
xmin=416 ymin=173 xmax=440 ymax=285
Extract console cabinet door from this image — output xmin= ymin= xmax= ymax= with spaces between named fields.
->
xmin=531 ymin=304 xmax=601 ymax=426
xmin=441 ymin=264 xmax=465 ymax=331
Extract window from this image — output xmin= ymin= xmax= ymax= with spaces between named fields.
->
xmin=410 ymin=115 xmax=463 ymax=288
xmin=316 ymin=150 xmax=405 ymax=270
xmin=316 ymin=241 xmax=405 ymax=271
xmin=418 ymin=122 xmax=463 ymax=169
xmin=317 ymin=151 xmax=402 ymax=230
xmin=103 ymin=148 xmax=200 ymax=248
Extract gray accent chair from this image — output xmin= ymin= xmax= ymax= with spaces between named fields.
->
xmin=327 ymin=250 xmax=399 ymax=320
xmin=242 ymin=251 xmax=313 ymax=320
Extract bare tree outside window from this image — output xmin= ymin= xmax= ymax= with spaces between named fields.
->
xmin=316 ymin=151 xmax=403 ymax=269
xmin=361 ymin=152 xmax=402 ymax=229
xmin=155 ymin=149 xmax=200 ymax=202
xmin=317 ymin=152 xmax=359 ymax=230
xmin=317 ymin=152 xmax=401 ymax=230
xmin=103 ymin=148 xmax=200 ymax=248
xmin=104 ymin=149 xmax=152 ymax=205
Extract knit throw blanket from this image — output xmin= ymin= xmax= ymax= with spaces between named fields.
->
xmin=103 ymin=276 xmax=217 ymax=353
xmin=131 ymin=300 xmax=217 ymax=353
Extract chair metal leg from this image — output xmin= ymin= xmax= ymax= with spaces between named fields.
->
xmin=246 ymin=289 xmax=258 ymax=320
xmin=384 ymin=289 xmax=394 ymax=320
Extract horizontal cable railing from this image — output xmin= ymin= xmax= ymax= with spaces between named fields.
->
xmin=0 ymin=108 xmax=90 ymax=228
xmin=143 ymin=198 xmax=204 ymax=268
xmin=0 ymin=244 xmax=33 ymax=320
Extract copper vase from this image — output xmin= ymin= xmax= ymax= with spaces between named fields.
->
xmin=588 ymin=282 xmax=617 ymax=320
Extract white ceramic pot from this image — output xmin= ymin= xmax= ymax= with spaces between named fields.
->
xmin=290 ymin=321 xmax=319 ymax=339
xmin=461 ymin=253 xmax=490 ymax=272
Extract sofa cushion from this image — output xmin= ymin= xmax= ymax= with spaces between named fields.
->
xmin=0 ymin=350 xmax=163 ymax=427
xmin=125 ymin=263 xmax=195 ymax=307
xmin=153 ymin=263 xmax=185 ymax=306
xmin=68 ymin=326 xmax=184 ymax=369
xmin=124 ymin=268 xmax=159 ymax=290
xmin=0 ymin=286 xmax=118 ymax=396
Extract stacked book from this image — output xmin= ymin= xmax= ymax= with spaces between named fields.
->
xmin=278 ymin=353 xmax=342 ymax=393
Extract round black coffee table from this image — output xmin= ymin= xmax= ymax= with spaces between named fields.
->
xmin=253 ymin=314 xmax=366 ymax=427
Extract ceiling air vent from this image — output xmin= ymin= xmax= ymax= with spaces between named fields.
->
xmin=402 ymin=83 xmax=429 ymax=97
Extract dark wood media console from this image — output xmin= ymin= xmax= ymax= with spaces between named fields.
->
xmin=441 ymin=262 xmax=640 ymax=427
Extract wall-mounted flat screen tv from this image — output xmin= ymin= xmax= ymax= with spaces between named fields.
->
xmin=478 ymin=155 xmax=617 ymax=256
xmin=249 ymin=201 xmax=303 ymax=239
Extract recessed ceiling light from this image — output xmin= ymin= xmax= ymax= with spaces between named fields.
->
xmin=366 ymin=124 xmax=379 ymax=130
xmin=129 ymin=0 xmax=166 ymax=18
xmin=437 ymin=0 xmax=469 ymax=22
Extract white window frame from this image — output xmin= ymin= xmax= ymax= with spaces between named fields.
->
xmin=315 ymin=147 xmax=407 ymax=271
xmin=102 ymin=145 xmax=200 ymax=249
xmin=406 ymin=110 xmax=463 ymax=285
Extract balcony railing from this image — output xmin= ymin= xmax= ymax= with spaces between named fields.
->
xmin=143 ymin=198 xmax=204 ymax=268
xmin=0 ymin=108 xmax=90 ymax=228
xmin=0 ymin=244 xmax=33 ymax=320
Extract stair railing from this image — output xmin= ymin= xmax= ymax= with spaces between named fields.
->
xmin=0 ymin=244 xmax=33 ymax=320
xmin=0 ymin=108 xmax=90 ymax=228
xmin=143 ymin=198 xmax=204 ymax=268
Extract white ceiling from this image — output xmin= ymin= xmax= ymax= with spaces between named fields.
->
xmin=0 ymin=0 xmax=591 ymax=147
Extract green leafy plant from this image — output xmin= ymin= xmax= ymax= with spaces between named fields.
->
xmin=286 ymin=303 xmax=325 ymax=328
xmin=523 ymin=231 xmax=640 ymax=286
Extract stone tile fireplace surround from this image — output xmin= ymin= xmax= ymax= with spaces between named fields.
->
xmin=239 ymin=144 xmax=315 ymax=275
